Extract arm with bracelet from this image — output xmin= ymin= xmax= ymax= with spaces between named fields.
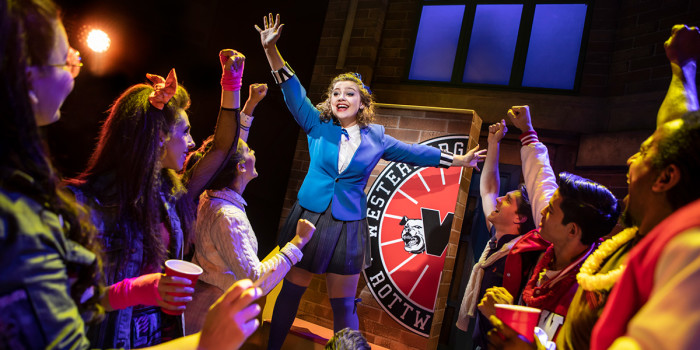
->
xmin=239 ymin=83 xmax=268 ymax=142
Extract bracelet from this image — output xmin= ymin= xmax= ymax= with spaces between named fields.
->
xmin=280 ymin=243 xmax=303 ymax=265
xmin=220 ymin=106 xmax=239 ymax=112
xmin=271 ymin=62 xmax=295 ymax=85
xmin=240 ymin=111 xmax=254 ymax=131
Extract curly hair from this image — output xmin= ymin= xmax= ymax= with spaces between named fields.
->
xmin=69 ymin=81 xmax=194 ymax=271
xmin=556 ymin=172 xmax=620 ymax=245
xmin=0 ymin=0 xmax=104 ymax=322
xmin=316 ymin=73 xmax=375 ymax=127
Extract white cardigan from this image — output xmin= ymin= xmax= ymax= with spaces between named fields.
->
xmin=192 ymin=188 xmax=302 ymax=294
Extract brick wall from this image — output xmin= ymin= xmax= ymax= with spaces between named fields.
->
xmin=284 ymin=103 xmax=481 ymax=349
xmin=274 ymin=0 xmax=698 ymax=348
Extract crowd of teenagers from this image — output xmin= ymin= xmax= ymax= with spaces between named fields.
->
xmin=1 ymin=0 xmax=699 ymax=349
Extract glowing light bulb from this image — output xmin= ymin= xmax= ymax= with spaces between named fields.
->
xmin=87 ymin=29 xmax=110 ymax=53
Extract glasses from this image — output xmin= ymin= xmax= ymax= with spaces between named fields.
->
xmin=48 ymin=47 xmax=83 ymax=78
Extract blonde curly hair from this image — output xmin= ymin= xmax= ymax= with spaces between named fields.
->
xmin=316 ymin=73 xmax=375 ymax=127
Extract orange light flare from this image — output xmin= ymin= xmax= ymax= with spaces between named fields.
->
xmin=86 ymin=29 xmax=111 ymax=53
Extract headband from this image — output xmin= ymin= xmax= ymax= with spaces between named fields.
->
xmin=146 ymin=68 xmax=178 ymax=110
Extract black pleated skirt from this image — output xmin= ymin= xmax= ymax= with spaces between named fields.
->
xmin=277 ymin=201 xmax=371 ymax=275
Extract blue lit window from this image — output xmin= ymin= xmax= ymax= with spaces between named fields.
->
xmin=409 ymin=5 xmax=466 ymax=81
xmin=408 ymin=1 xmax=591 ymax=91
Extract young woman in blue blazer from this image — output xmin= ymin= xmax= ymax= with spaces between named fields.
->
xmin=256 ymin=14 xmax=486 ymax=349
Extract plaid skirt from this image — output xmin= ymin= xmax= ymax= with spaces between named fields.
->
xmin=277 ymin=201 xmax=371 ymax=275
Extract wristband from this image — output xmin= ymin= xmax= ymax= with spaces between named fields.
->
xmin=240 ymin=111 xmax=254 ymax=130
xmin=439 ymin=151 xmax=454 ymax=168
xmin=108 ymin=274 xmax=161 ymax=310
xmin=520 ymin=130 xmax=539 ymax=146
xmin=220 ymin=107 xmax=239 ymax=112
xmin=280 ymin=242 xmax=303 ymax=265
xmin=271 ymin=62 xmax=295 ymax=85
xmin=220 ymin=51 xmax=244 ymax=92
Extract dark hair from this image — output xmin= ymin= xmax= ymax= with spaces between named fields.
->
xmin=183 ymin=135 xmax=246 ymax=192
xmin=514 ymin=184 xmax=536 ymax=235
xmin=316 ymin=73 xmax=375 ymax=127
xmin=325 ymin=328 xmax=371 ymax=350
xmin=652 ymin=111 xmax=700 ymax=210
xmin=68 ymin=82 xmax=193 ymax=270
xmin=0 ymin=0 xmax=103 ymax=322
xmin=556 ymin=172 xmax=619 ymax=245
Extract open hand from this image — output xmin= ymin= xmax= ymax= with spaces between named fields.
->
xmin=506 ymin=106 xmax=534 ymax=134
xmin=488 ymin=119 xmax=508 ymax=144
xmin=665 ymin=24 xmax=700 ymax=66
xmin=255 ymin=13 xmax=284 ymax=49
xmin=247 ymin=84 xmax=268 ymax=105
xmin=478 ymin=287 xmax=514 ymax=319
xmin=453 ymin=144 xmax=487 ymax=170
xmin=198 ymin=279 xmax=262 ymax=350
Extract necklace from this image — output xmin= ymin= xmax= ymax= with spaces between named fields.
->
xmin=576 ymin=227 xmax=638 ymax=291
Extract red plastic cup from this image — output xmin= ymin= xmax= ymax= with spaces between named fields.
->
xmin=162 ymin=259 xmax=203 ymax=315
xmin=494 ymin=304 xmax=541 ymax=343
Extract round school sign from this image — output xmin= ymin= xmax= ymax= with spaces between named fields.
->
xmin=363 ymin=135 xmax=469 ymax=337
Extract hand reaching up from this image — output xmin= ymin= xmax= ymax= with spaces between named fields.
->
xmin=506 ymin=105 xmax=534 ymax=134
xmin=255 ymin=13 xmax=284 ymax=49
xmin=247 ymin=84 xmax=268 ymax=106
xmin=488 ymin=119 xmax=508 ymax=144
xmin=219 ymin=49 xmax=245 ymax=92
xmin=665 ymin=24 xmax=700 ymax=66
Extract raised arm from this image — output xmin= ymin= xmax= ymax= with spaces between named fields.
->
xmin=186 ymin=50 xmax=244 ymax=198
xmin=507 ymin=105 xmax=557 ymax=226
xmin=658 ymin=24 xmax=700 ymax=127
xmin=480 ymin=120 xmax=508 ymax=231
xmin=255 ymin=13 xmax=286 ymax=71
xmin=239 ymin=83 xmax=268 ymax=142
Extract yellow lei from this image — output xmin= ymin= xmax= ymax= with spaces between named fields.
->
xmin=576 ymin=227 xmax=638 ymax=291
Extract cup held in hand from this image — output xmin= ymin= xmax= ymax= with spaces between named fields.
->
xmin=494 ymin=304 xmax=541 ymax=343
xmin=162 ymin=259 xmax=203 ymax=315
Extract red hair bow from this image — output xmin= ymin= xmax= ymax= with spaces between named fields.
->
xmin=147 ymin=68 xmax=178 ymax=110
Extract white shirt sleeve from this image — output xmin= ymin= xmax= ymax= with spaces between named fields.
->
xmin=520 ymin=142 xmax=558 ymax=226
xmin=209 ymin=206 xmax=300 ymax=295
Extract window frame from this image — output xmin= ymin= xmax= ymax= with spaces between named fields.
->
xmin=404 ymin=0 xmax=594 ymax=93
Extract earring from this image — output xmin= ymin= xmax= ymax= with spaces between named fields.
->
xmin=28 ymin=90 xmax=39 ymax=105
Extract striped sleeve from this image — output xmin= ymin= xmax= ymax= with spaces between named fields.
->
xmin=439 ymin=150 xmax=454 ymax=168
xmin=520 ymin=130 xmax=539 ymax=146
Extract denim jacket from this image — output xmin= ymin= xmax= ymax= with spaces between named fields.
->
xmin=70 ymin=178 xmax=184 ymax=349
xmin=0 ymin=171 xmax=94 ymax=349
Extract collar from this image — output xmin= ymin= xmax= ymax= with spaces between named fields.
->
xmin=205 ymin=188 xmax=247 ymax=208
xmin=345 ymin=124 xmax=361 ymax=138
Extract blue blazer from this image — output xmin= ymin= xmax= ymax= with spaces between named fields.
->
xmin=281 ymin=75 xmax=447 ymax=221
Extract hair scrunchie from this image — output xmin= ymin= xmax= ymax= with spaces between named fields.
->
xmin=147 ymin=68 xmax=178 ymax=110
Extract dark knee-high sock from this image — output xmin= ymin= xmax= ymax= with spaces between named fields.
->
xmin=329 ymin=297 xmax=359 ymax=333
xmin=267 ymin=280 xmax=307 ymax=350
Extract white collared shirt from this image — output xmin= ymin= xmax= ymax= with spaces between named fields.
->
xmin=338 ymin=124 xmax=361 ymax=173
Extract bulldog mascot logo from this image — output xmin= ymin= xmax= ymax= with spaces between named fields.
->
xmin=363 ymin=135 xmax=468 ymax=336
